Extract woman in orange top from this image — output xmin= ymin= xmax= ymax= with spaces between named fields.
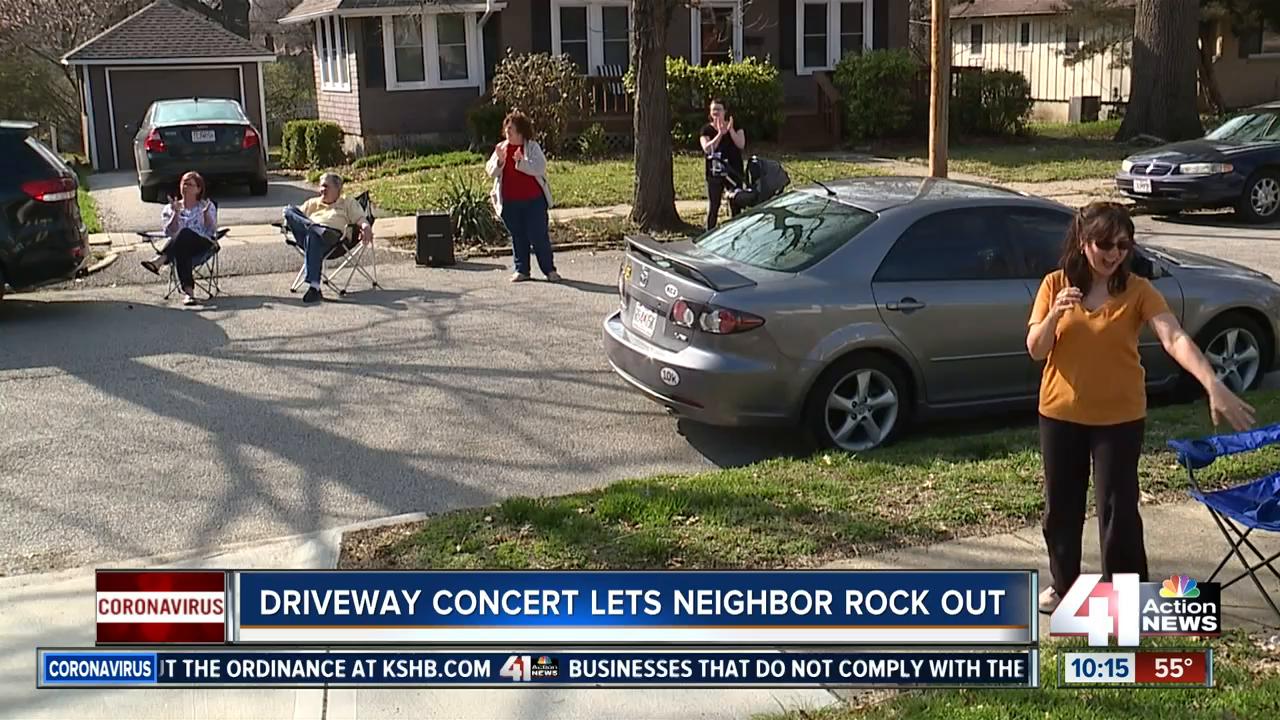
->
xmin=1026 ymin=202 xmax=1255 ymax=613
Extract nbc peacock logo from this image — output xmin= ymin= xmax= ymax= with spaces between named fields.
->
xmin=1159 ymin=575 xmax=1201 ymax=598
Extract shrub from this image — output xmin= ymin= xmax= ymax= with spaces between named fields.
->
xmin=281 ymin=120 xmax=345 ymax=169
xmin=467 ymin=100 xmax=509 ymax=151
xmin=442 ymin=172 xmax=506 ymax=247
xmin=491 ymin=51 xmax=585 ymax=154
xmin=626 ymin=57 xmax=784 ymax=147
xmin=832 ymin=49 xmax=919 ymax=141
xmin=953 ymin=69 xmax=1034 ymax=136
xmin=576 ymin=123 xmax=608 ymax=159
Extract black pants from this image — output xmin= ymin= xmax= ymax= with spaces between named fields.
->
xmin=706 ymin=178 xmax=741 ymax=230
xmin=161 ymin=228 xmax=213 ymax=291
xmin=1039 ymin=415 xmax=1149 ymax=596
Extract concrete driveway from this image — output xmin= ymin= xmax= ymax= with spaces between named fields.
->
xmin=1135 ymin=211 xmax=1280 ymax=276
xmin=89 ymin=171 xmax=318 ymax=233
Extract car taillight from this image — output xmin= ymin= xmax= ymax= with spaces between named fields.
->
xmin=699 ymin=307 xmax=765 ymax=335
xmin=670 ymin=299 xmax=697 ymax=328
xmin=21 ymin=177 xmax=77 ymax=203
xmin=144 ymin=129 xmax=166 ymax=153
xmin=242 ymin=127 xmax=260 ymax=149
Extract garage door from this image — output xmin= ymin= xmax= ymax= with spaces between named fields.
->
xmin=108 ymin=67 xmax=242 ymax=171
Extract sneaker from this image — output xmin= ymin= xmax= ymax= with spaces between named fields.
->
xmin=302 ymin=287 xmax=323 ymax=304
xmin=1038 ymin=587 xmax=1060 ymax=614
xmin=181 ymin=294 xmax=198 ymax=307
xmin=509 ymin=272 xmax=531 ymax=283
xmin=545 ymin=271 xmax=563 ymax=283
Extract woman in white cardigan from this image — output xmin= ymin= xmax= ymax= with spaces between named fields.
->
xmin=485 ymin=111 xmax=560 ymax=282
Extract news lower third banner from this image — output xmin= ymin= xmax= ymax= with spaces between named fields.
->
xmin=233 ymin=570 xmax=1036 ymax=644
xmin=95 ymin=569 xmax=1036 ymax=645
xmin=39 ymin=649 xmax=1040 ymax=689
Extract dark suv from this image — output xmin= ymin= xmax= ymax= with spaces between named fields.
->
xmin=0 ymin=121 xmax=90 ymax=301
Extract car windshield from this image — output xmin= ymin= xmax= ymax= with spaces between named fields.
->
xmin=693 ymin=192 xmax=876 ymax=272
xmin=152 ymin=101 xmax=244 ymax=124
xmin=1205 ymin=111 xmax=1280 ymax=143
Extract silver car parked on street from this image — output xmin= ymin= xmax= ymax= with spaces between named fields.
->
xmin=603 ymin=177 xmax=1280 ymax=451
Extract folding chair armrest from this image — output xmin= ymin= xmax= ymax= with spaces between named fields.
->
xmin=214 ymin=228 xmax=230 ymax=240
xmin=1168 ymin=422 xmax=1280 ymax=470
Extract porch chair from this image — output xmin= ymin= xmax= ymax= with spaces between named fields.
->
xmin=135 ymin=203 xmax=228 ymax=301
xmin=1167 ymin=423 xmax=1280 ymax=623
xmin=596 ymin=64 xmax=627 ymax=111
xmin=275 ymin=191 xmax=380 ymax=297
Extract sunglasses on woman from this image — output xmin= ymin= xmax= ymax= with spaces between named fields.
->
xmin=1093 ymin=239 xmax=1133 ymax=252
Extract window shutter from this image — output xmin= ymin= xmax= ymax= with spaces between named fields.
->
xmin=779 ymin=0 xmax=795 ymax=70
xmin=361 ymin=18 xmax=385 ymax=89
xmin=484 ymin=13 xmax=501 ymax=83
xmin=873 ymin=0 xmax=888 ymax=50
xmin=532 ymin=0 xmax=551 ymax=54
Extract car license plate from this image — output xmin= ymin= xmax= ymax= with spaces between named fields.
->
xmin=1133 ymin=178 xmax=1152 ymax=194
xmin=191 ymin=130 xmax=216 ymax=143
xmin=631 ymin=300 xmax=658 ymax=338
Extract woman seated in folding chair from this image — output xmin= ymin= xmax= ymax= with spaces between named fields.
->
xmin=140 ymin=171 xmax=217 ymax=306
xmin=282 ymin=172 xmax=372 ymax=304
xmin=1026 ymin=202 xmax=1256 ymax=614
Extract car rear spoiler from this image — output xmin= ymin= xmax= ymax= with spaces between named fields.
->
xmin=624 ymin=234 xmax=756 ymax=291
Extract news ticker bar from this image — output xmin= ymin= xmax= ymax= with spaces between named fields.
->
xmin=1058 ymin=648 xmax=1213 ymax=688
xmin=97 ymin=569 xmax=1038 ymax=646
xmin=38 ymin=649 xmax=1039 ymax=689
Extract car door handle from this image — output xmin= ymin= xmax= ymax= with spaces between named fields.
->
xmin=885 ymin=298 xmax=926 ymax=312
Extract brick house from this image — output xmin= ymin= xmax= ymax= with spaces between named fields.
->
xmin=280 ymin=0 xmax=911 ymax=153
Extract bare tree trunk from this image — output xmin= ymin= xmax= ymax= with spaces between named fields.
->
xmin=1198 ymin=20 xmax=1225 ymax=116
xmin=1117 ymin=0 xmax=1203 ymax=142
xmin=630 ymin=0 xmax=681 ymax=232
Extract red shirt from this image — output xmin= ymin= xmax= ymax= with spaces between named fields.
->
xmin=500 ymin=143 xmax=543 ymax=202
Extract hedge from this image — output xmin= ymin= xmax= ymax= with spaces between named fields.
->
xmin=627 ymin=58 xmax=783 ymax=149
xmin=833 ymin=49 xmax=920 ymax=141
xmin=280 ymin=120 xmax=345 ymax=169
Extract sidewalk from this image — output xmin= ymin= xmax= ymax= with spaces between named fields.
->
xmin=88 ymin=201 xmax=711 ymax=255
xmin=3 ymin=499 xmax=1275 ymax=719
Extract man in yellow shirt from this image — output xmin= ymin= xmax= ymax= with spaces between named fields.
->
xmin=283 ymin=173 xmax=372 ymax=303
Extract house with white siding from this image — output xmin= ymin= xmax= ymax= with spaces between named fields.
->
xmin=950 ymin=0 xmax=1280 ymax=123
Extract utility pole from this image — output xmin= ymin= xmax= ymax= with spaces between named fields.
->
xmin=929 ymin=0 xmax=950 ymax=178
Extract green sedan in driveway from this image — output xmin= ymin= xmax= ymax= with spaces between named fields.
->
xmin=133 ymin=98 xmax=268 ymax=203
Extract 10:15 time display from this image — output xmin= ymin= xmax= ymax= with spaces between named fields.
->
xmin=1068 ymin=654 xmax=1133 ymax=682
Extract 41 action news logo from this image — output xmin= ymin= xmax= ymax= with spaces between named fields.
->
xmin=500 ymin=655 xmax=560 ymax=682
xmin=1050 ymin=573 xmax=1221 ymax=646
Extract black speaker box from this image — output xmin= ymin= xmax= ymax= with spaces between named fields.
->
xmin=415 ymin=213 xmax=455 ymax=267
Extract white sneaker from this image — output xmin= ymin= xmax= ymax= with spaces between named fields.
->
xmin=1038 ymin=587 xmax=1060 ymax=614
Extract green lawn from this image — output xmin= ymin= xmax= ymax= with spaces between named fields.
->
xmin=762 ymin=633 xmax=1279 ymax=720
xmin=72 ymin=166 xmax=101 ymax=234
xmin=341 ymin=389 xmax=1280 ymax=571
xmin=884 ymin=123 xmax=1132 ymax=183
xmin=351 ymin=155 xmax=879 ymax=216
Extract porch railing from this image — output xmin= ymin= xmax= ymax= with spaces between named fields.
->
xmin=814 ymin=71 xmax=842 ymax=144
xmin=580 ymin=75 xmax=632 ymax=117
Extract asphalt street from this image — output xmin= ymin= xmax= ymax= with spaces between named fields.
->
xmin=89 ymin=171 xmax=318 ymax=233
xmin=1 ymin=213 xmax=1276 ymax=577
xmin=0 ymin=251 xmax=807 ymax=576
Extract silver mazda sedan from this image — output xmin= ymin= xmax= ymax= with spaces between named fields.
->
xmin=602 ymin=177 xmax=1280 ymax=451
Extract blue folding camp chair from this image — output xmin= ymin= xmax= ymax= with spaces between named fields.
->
xmin=1168 ymin=423 xmax=1280 ymax=622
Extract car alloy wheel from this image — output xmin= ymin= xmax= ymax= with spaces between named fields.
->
xmin=824 ymin=368 xmax=900 ymax=452
xmin=1250 ymin=176 xmax=1280 ymax=219
xmin=1205 ymin=326 xmax=1262 ymax=393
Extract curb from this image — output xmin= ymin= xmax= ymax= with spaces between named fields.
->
xmin=82 ymin=252 xmax=119 ymax=276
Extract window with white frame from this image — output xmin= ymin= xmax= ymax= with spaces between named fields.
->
xmin=383 ymin=12 xmax=480 ymax=90
xmin=1064 ymin=24 xmax=1080 ymax=53
xmin=692 ymin=1 xmax=742 ymax=66
xmin=969 ymin=22 xmax=983 ymax=55
xmin=796 ymin=0 xmax=872 ymax=73
xmin=315 ymin=15 xmax=350 ymax=91
xmin=1019 ymin=21 xmax=1031 ymax=48
xmin=552 ymin=1 xmax=631 ymax=75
